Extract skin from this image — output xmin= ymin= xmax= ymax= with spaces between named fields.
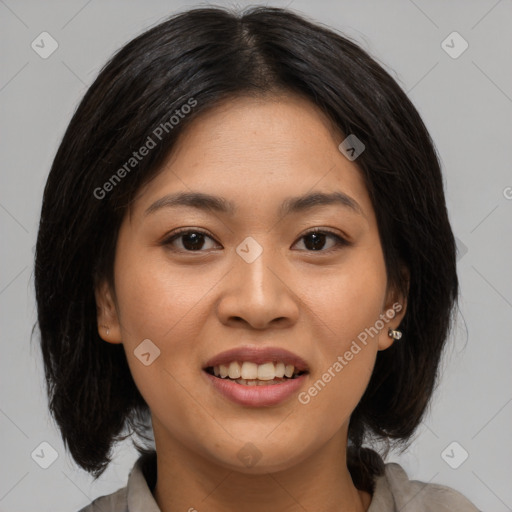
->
xmin=96 ymin=93 xmax=407 ymax=512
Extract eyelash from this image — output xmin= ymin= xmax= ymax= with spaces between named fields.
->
xmin=161 ymin=227 xmax=351 ymax=253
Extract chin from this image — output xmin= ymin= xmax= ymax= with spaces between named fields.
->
xmin=205 ymin=440 xmax=315 ymax=475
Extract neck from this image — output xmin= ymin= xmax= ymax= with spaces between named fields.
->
xmin=152 ymin=428 xmax=372 ymax=512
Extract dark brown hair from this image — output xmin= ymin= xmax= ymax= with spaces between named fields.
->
xmin=34 ymin=5 xmax=459 ymax=493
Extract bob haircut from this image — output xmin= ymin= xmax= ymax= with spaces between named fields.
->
xmin=34 ymin=5 xmax=458 ymax=493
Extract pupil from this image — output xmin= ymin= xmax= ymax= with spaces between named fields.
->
xmin=306 ymin=232 xmax=325 ymax=251
xmin=183 ymin=233 xmax=204 ymax=250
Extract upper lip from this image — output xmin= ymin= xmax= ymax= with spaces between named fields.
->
xmin=203 ymin=346 xmax=309 ymax=372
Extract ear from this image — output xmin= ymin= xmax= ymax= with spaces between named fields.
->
xmin=377 ymin=267 xmax=409 ymax=351
xmin=94 ymin=279 xmax=123 ymax=344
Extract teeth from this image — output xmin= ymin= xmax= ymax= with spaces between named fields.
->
xmin=219 ymin=364 xmax=229 ymax=378
xmin=257 ymin=362 xmax=275 ymax=381
xmin=211 ymin=361 xmax=301 ymax=381
xmin=228 ymin=361 xmax=241 ymax=379
xmin=275 ymin=362 xmax=285 ymax=378
xmin=284 ymin=364 xmax=294 ymax=378
xmin=241 ymin=361 xmax=258 ymax=380
xmin=235 ymin=378 xmax=283 ymax=386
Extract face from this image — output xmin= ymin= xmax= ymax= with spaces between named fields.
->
xmin=96 ymin=93 xmax=406 ymax=474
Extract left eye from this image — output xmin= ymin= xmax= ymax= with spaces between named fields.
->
xmin=162 ymin=229 xmax=349 ymax=252
xmin=293 ymin=229 xmax=350 ymax=252
xmin=163 ymin=229 xmax=219 ymax=251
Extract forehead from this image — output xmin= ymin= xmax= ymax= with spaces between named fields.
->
xmin=131 ymin=94 xmax=373 ymax=223
xmin=167 ymin=93 xmax=343 ymax=168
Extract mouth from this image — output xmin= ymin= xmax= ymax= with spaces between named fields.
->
xmin=204 ymin=362 xmax=308 ymax=386
xmin=202 ymin=347 xmax=309 ymax=406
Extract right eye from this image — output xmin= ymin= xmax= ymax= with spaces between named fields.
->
xmin=161 ymin=229 xmax=221 ymax=252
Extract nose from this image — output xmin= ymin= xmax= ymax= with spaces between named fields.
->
xmin=215 ymin=247 xmax=300 ymax=330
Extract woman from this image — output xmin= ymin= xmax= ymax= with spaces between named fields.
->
xmin=34 ymin=5 xmax=479 ymax=511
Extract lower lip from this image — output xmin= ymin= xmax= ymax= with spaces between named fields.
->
xmin=203 ymin=371 xmax=308 ymax=407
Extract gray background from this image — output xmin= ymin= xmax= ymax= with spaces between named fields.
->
xmin=1 ymin=0 xmax=511 ymax=510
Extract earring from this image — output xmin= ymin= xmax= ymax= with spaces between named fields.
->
xmin=388 ymin=328 xmax=402 ymax=340
xmin=102 ymin=325 xmax=110 ymax=336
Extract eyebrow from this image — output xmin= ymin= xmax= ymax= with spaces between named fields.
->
xmin=144 ymin=190 xmax=364 ymax=218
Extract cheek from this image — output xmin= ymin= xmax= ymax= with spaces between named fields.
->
xmin=300 ymin=243 xmax=388 ymax=346
xmin=112 ymin=242 xmax=217 ymax=411
xmin=113 ymin=246 xmax=207 ymax=341
xmin=295 ymin=246 xmax=386 ymax=415
xmin=298 ymin=346 xmax=376 ymax=438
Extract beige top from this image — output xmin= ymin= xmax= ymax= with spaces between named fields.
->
xmin=78 ymin=452 xmax=479 ymax=511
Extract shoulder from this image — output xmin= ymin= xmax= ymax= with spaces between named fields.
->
xmin=76 ymin=486 xmax=128 ymax=512
xmin=369 ymin=462 xmax=480 ymax=511
xmin=74 ymin=450 xmax=159 ymax=512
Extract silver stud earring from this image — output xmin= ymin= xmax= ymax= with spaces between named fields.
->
xmin=388 ymin=328 xmax=402 ymax=340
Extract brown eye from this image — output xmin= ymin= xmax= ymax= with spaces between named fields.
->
xmin=163 ymin=229 xmax=219 ymax=252
xmin=293 ymin=229 xmax=350 ymax=252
